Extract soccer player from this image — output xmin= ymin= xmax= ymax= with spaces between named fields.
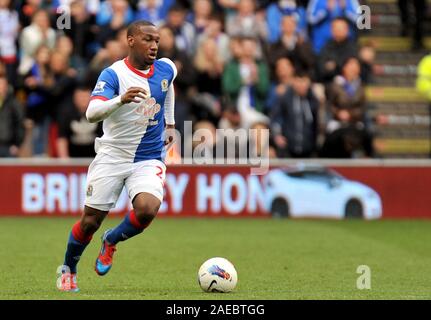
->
xmin=57 ymin=20 xmax=177 ymax=292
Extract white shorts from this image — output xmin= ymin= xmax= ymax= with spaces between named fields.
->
xmin=84 ymin=152 xmax=166 ymax=211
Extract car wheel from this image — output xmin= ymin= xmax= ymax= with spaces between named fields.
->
xmin=271 ymin=198 xmax=289 ymax=218
xmin=345 ymin=199 xmax=363 ymax=219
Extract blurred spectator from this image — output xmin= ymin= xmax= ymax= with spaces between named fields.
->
xmin=317 ymin=18 xmax=358 ymax=83
xmin=416 ymin=53 xmax=431 ymax=157
xmin=266 ymin=0 xmax=307 ymax=44
xmin=321 ymin=57 xmax=373 ymax=158
xmin=57 ymin=86 xmax=102 ymax=158
xmin=271 ymin=70 xmax=319 ymax=158
xmin=135 ymin=0 xmax=166 ymax=26
xmin=307 ymin=0 xmax=360 ymax=53
xmin=64 ymin=0 xmax=96 ymax=61
xmin=96 ymin=0 xmax=134 ymax=46
xmin=138 ymin=0 xmax=176 ymax=20
xmin=249 ymin=121 xmax=275 ymax=158
xmin=157 ymin=24 xmax=195 ymax=82
xmin=225 ymin=0 xmax=267 ymax=41
xmin=222 ymin=36 xmax=270 ymax=126
xmin=49 ymin=50 xmax=77 ymax=120
xmin=0 ymin=75 xmax=25 ymax=157
xmin=266 ymin=56 xmax=295 ymax=112
xmin=88 ymin=39 xmax=128 ymax=84
xmin=267 ymin=14 xmax=315 ymax=76
xmin=224 ymin=37 xmax=270 ymax=130
xmin=398 ymin=0 xmax=426 ymax=50
xmin=115 ymin=26 xmax=130 ymax=52
xmin=188 ymin=0 xmax=213 ymax=35
xmin=55 ymin=35 xmax=86 ymax=81
xmin=157 ymin=25 xmax=195 ymax=134
xmin=192 ymin=120 xmax=218 ymax=159
xmin=165 ymin=3 xmax=196 ymax=56
xmin=217 ymin=0 xmax=239 ymax=11
xmin=96 ymin=0 xmax=134 ymax=27
xmin=49 ymin=0 xmax=74 ymax=11
xmin=196 ymin=13 xmax=231 ymax=64
xmin=0 ymin=0 xmax=19 ymax=85
xmin=320 ymin=125 xmax=374 ymax=158
xmin=218 ymin=98 xmax=242 ymax=131
xmin=228 ymin=35 xmax=243 ymax=60
xmin=23 ymin=44 xmax=53 ymax=156
xmin=358 ymin=43 xmax=376 ymax=84
xmin=19 ymin=0 xmax=43 ymax=27
xmin=194 ymin=38 xmax=224 ymax=98
xmin=217 ymin=117 xmax=248 ymax=159
xmin=417 ymin=53 xmax=431 ymax=101
xmin=326 ymin=57 xmax=366 ymax=130
xmin=19 ymin=9 xmax=56 ymax=76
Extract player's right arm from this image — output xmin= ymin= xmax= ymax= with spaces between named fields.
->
xmin=86 ymin=68 xmax=148 ymax=123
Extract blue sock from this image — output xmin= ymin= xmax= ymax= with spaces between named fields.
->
xmin=106 ymin=212 xmax=146 ymax=245
xmin=63 ymin=222 xmax=92 ymax=273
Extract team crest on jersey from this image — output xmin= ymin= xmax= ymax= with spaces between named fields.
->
xmin=86 ymin=185 xmax=93 ymax=197
xmin=161 ymin=79 xmax=169 ymax=92
xmin=93 ymin=81 xmax=106 ymax=93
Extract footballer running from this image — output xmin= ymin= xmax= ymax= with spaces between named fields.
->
xmin=57 ymin=20 xmax=176 ymax=292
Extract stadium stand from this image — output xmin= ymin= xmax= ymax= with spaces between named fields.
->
xmin=0 ymin=0 xmax=430 ymax=159
xmin=362 ymin=0 xmax=431 ymax=157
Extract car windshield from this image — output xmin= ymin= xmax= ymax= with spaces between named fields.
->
xmin=284 ymin=168 xmax=344 ymax=181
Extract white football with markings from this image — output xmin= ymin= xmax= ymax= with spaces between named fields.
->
xmin=198 ymin=257 xmax=238 ymax=293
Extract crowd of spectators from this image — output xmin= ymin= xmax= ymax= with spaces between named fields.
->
xmin=0 ymin=0 xmax=379 ymax=160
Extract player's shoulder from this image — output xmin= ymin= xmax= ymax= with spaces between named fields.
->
xmin=103 ymin=60 xmax=126 ymax=76
xmin=98 ymin=60 xmax=128 ymax=85
xmin=156 ymin=57 xmax=178 ymax=80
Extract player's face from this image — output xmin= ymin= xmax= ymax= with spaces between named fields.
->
xmin=130 ymin=26 xmax=160 ymax=66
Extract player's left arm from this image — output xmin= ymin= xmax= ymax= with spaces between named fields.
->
xmin=161 ymin=58 xmax=178 ymax=146
xmin=164 ymin=84 xmax=175 ymax=146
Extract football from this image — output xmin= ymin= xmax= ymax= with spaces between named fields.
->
xmin=198 ymin=257 xmax=238 ymax=293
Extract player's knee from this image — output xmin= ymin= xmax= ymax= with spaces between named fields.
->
xmin=80 ymin=216 xmax=101 ymax=235
xmin=134 ymin=203 xmax=160 ymax=225
xmin=80 ymin=211 xmax=105 ymax=235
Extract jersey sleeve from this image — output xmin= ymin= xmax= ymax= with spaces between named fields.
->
xmin=164 ymin=84 xmax=175 ymax=125
xmin=158 ymin=57 xmax=178 ymax=83
xmin=91 ymin=68 xmax=120 ymax=101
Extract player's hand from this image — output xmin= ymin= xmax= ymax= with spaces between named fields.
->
xmin=165 ymin=124 xmax=176 ymax=147
xmin=121 ymin=87 xmax=148 ymax=104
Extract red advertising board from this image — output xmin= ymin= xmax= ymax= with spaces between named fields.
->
xmin=0 ymin=162 xmax=430 ymax=218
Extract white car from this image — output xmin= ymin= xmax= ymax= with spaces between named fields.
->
xmin=264 ymin=166 xmax=382 ymax=219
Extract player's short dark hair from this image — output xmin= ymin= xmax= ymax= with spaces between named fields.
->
xmin=127 ymin=20 xmax=156 ymax=37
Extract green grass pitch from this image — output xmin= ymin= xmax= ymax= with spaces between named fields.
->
xmin=0 ymin=217 xmax=430 ymax=300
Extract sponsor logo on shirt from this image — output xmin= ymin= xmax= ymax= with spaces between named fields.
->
xmin=135 ymin=97 xmax=161 ymax=126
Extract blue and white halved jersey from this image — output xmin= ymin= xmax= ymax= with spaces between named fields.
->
xmin=90 ymin=57 xmax=177 ymax=163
